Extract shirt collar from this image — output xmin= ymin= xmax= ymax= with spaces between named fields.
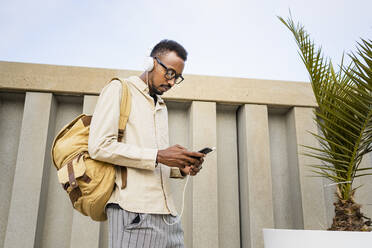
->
xmin=127 ymin=76 xmax=165 ymax=104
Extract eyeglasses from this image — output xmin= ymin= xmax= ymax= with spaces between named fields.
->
xmin=154 ymin=57 xmax=184 ymax=84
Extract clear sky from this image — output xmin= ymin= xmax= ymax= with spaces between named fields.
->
xmin=0 ymin=0 xmax=371 ymax=82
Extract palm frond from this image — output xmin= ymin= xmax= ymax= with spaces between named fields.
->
xmin=279 ymin=15 xmax=372 ymax=200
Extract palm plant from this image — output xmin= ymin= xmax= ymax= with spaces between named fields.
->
xmin=278 ymin=14 xmax=372 ymax=231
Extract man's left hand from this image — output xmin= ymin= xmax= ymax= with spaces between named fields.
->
xmin=180 ymin=157 xmax=204 ymax=176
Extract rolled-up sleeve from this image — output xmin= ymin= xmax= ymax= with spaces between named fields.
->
xmin=88 ymin=80 xmax=158 ymax=170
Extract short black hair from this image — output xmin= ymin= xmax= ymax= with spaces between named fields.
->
xmin=150 ymin=39 xmax=188 ymax=61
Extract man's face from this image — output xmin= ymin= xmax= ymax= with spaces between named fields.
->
xmin=148 ymin=51 xmax=185 ymax=96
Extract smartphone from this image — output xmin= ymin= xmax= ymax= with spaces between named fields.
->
xmin=198 ymin=147 xmax=216 ymax=155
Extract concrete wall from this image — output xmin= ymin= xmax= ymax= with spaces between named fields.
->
xmin=0 ymin=61 xmax=371 ymax=248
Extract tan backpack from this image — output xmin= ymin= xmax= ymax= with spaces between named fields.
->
xmin=51 ymin=78 xmax=131 ymax=221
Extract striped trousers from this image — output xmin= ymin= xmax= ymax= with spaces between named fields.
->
xmin=107 ymin=204 xmax=185 ymax=248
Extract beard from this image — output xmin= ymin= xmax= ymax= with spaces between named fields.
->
xmin=149 ymin=83 xmax=171 ymax=96
xmin=149 ymin=84 xmax=164 ymax=96
xmin=149 ymin=85 xmax=161 ymax=95
xmin=147 ymin=75 xmax=171 ymax=96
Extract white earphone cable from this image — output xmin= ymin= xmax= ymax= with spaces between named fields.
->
xmin=162 ymin=172 xmax=190 ymax=225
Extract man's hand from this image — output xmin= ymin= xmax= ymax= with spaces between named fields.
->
xmin=157 ymin=144 xmax=205 ymax=170
xmin=180 ymin=157 xmax=204 ymax=176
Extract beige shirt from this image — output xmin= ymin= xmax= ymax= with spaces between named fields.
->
xmin=88 ymin=76 xmax=184 ymax=216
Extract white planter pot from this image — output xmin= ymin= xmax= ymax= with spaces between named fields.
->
xmin=263 ymin=228 xmax=372 ymax=248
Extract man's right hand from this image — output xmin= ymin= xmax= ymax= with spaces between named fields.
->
xmin=157 ymin=144 xmax=205 ymax=169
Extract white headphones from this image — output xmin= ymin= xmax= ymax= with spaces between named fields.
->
xmin=143 ymin=56 xmax=154 ymax=72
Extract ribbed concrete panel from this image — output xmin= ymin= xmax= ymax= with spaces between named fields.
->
xmin=216 ymin=105 xmax=240 ymax=248
xmin=167 ymin=101 xmax=193 ymax=248
xmin=99 ymin=220 xmax=109 ymax=248
xmin=40 ymin=95 xmax=83 ymax=248
xmin=287 ymin=107 xmax=327 ymax=229
xmin=189 ymin=101 xmax=218 ymax=248
xmin=351 ymin=150 xmax=372 ymax=223
xmin=69 ymin=95 xmax=100 ymax=248
xmin=317 ymin=116 xmax=337 ymax=228
xmin=237 ymin=104 xmax=274 ymax=248
xmin=4 ymin=92 xmax=54 ymax=248
xmin=322 ymin=177 xmax=336 ymax=228
xmin=283 ymin=108 xmax=305 ymax=229
xmin=268 ymin=111 xmax=302 ymax=229
xmin=34 ymin=94 xmax=58 ymax=248
xmin=0 ymin=93 xmax=25 ymax=248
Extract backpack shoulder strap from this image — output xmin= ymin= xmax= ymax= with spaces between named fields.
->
xmin=108 ymin=77 xmax=132 ymax=190
xmin=108 ymin=77 xmax=132 ymax=142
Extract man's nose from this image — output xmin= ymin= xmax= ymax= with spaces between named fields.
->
xmin=168 ymin=78 xmax=176 ymax=87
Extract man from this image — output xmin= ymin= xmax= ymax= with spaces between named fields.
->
xmin=88 ymin=39 xmax=205 ymax=248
